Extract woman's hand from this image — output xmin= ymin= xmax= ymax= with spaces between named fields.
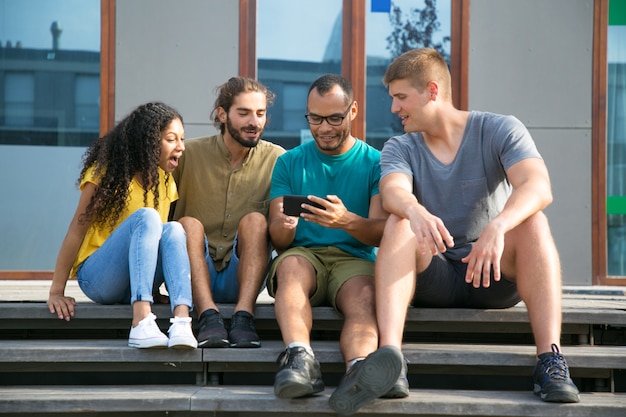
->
xmin=47 ymin=293 xmax=76 ymax=321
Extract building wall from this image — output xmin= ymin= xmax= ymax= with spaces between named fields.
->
xmin=468 ymin=0 xmax=593 ymax=284
xmin=115 ymin=0 xmax=239 ymax=139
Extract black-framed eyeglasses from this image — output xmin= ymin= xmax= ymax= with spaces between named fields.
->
xmin=304 ymin=103 xmax=353 ymax=126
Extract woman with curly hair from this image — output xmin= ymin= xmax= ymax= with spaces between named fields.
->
xmin=48 ymin=102 xmax=197 ymax=349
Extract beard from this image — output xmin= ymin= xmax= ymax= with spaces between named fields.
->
xmin=226 ymin=117 xmax=263 ymax=148
xmin=313 ymin=124 xmax=351 ymax=153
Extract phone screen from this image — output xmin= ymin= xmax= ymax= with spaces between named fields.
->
xmin=283 ymin=195 xmax=325 ymax=216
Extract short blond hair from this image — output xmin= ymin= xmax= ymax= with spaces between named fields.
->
xmin=383 ymin=48 xmax=452 ymax=101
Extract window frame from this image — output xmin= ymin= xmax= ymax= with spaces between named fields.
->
xmin=239 ymin=0 xmax=619 ymax=286
xmin=592 ymin=0 xmax=626 ymax=285
xmin=12 ymin=0 xmax=617 ymax=284
xmin=239 ymin=0 xmax=469 ymax=142
xmin=100 ymin=0 xmax=116 ymax=136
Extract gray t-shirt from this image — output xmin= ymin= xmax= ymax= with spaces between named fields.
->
xmin=380 ymin=111 xmax=542 ymax=260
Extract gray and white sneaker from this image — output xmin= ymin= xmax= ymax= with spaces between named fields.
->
xmin=533 ymin=344 xmax=580 ymax=403
xmin=329 ymin=345 xmax=404 ymax=416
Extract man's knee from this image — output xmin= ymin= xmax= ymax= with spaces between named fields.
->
xmin=275 ymin=256 xmax=315 ymax=287
xmin=508 ymin=211 xmax=556 ymax=246
xmin=238 ymin=212 xmax=269 ymax=243
xmin=503 ymin=211 xmax=560 ymax=274
xmin=337 ymin=276 xmax=376 ymax=318
xmin=340 ymin=276 xmax=375 ymax=302
xmin=385 ymin=213 xmax=403 ymax=227
xmin=177 ymin=217 xmax=205 ymax=247
xmin=178 ymin=216 xmax=203 ymax=233
xmin=240 ymin=212 xmax=268 ymax=229
xmin=383 ymin=213 xmax=412 ymax=237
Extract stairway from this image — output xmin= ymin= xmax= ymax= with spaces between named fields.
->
xmin=0 ymin=280 xmax=625 ymax=416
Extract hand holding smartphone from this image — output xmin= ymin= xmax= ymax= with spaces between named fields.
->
xmin=283 ymin=195 xmax=325 ymax=216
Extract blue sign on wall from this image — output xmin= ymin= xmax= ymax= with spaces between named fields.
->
xmin=371 ymin=0 xmax=391 ymax=13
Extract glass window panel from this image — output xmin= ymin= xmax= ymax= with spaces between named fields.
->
xmin=606 ymin=5 xmax=626 ymax=276
xmin=365 ymin=0 xmax=451 ymax=150
xmin=0 ymin=0 xmax=100 ymax=146
xmin=282 ymin=83 xmax=309 ymax=133
xmin=4 ymin=73 xmax=35 ymax=126
xmin=75 ymin=74 xmax=100 ymax=130
xmin=258 ymin=0 xmax=342 ymax=150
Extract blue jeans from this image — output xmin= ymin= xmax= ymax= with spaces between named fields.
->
xmin=77 ymin=208 xmax=193 ymax=314
xmin=205 ymin=234 xmax=241 ymax=303
xmin=204 ymin=234 xmax=272 ymax=303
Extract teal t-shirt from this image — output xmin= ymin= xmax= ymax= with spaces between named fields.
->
xmin=270 ymin=139 xmax=381 ymax=261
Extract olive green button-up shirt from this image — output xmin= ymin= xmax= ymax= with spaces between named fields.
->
xmin=172 ymin=134 xmax=284 ymax=271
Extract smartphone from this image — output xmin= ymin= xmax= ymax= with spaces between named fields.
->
xmin=283 ymin=195 xmax=325 ymax=216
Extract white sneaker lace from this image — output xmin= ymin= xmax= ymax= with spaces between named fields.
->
xmin=139 ymin=313 xmax=163 ymax=335
xmin=168 ymin=316 xmax=192 ymax=335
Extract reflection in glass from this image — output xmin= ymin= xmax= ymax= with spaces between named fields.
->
xmin=366 ymin=0 xmax=451 ymax=150
xmin=0 ymin=0 xmax=100 ymax=146
xmin=4 ymin=73 xmax=34 ymax=127
xmin=258 ymin=0 xmax=342 ymax=150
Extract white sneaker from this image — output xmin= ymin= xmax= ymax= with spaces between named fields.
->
xmin=128 ymin=313 xmax=169 ymax=348
xmin=168 ymin=316 xmax=198 ymax=349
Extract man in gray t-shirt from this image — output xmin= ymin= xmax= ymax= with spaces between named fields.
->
xmin=333 ymin=48 xmax=580 ymax=415
xmin=381 ymin=110 xmax=540 ymax=262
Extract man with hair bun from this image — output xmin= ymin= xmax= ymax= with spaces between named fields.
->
xmin=172 ymin=77 xmax=284 ymax=349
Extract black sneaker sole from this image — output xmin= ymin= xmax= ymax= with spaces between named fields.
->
xmin=329 ymin=346 xmax=404 ymax=416
xmin=229 ymin=340 xmax=261 ymax=348
xmin=381 ymin=379 xmax=409 ymax=398
xmin=534 ymin=385 xmax=581 ymax=403
xmin=274 ymin=371 xmax=324 ymax=398
xmin=198 ymin=337 xmax=229 ymax=348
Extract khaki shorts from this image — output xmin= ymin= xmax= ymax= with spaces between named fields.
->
xmin=267 ymin=246 xmax=374 ymax=311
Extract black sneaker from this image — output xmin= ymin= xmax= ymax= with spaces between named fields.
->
xmin=329 ymin=346 xmax=404 ymax=416
xmin=196 ymin=309 xmax=229 ymax=348
xmin=533 ymin=343 xmax=580 ymax=403
xmin=381 ymin=358 xmax=409 ymax=398
xmin=228 ymin=310 xmax=261 ymax=348
xmin=274 ymin=346 xmax=324 ymax=398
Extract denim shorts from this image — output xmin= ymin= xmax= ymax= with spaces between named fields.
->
xmin=411 ymin=253 xmax=521 ymax=309
xmin=204 ymin=233 xmax=271 ymax=303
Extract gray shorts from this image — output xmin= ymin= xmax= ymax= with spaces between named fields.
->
xmin=412 ymin=253 xmax=521 ymax=309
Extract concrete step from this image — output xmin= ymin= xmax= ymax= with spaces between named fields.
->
xmin=1 ymin=282 xmax=624 ymax=415
xmin=1 ymin=385 xmax=624 ymax=416
xmin=1 ymin=340 xmax=622 ymax=380
xmin=2 ymin=299 xmax=624 ymax=333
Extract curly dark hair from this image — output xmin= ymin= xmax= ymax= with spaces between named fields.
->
xmin=78 ymin=102 xmax=183 ymax=230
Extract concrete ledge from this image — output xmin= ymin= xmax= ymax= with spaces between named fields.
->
xmin=1 ymin=385 xmax=625 ymax=416
xmin=1 ymin=300 xmax=625 ymax=327
xmin=0 ymin=339 xmax=623 ymax=378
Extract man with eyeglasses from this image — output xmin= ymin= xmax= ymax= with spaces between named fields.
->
xmin=266 ymin=74 xmax=407 ymax=405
